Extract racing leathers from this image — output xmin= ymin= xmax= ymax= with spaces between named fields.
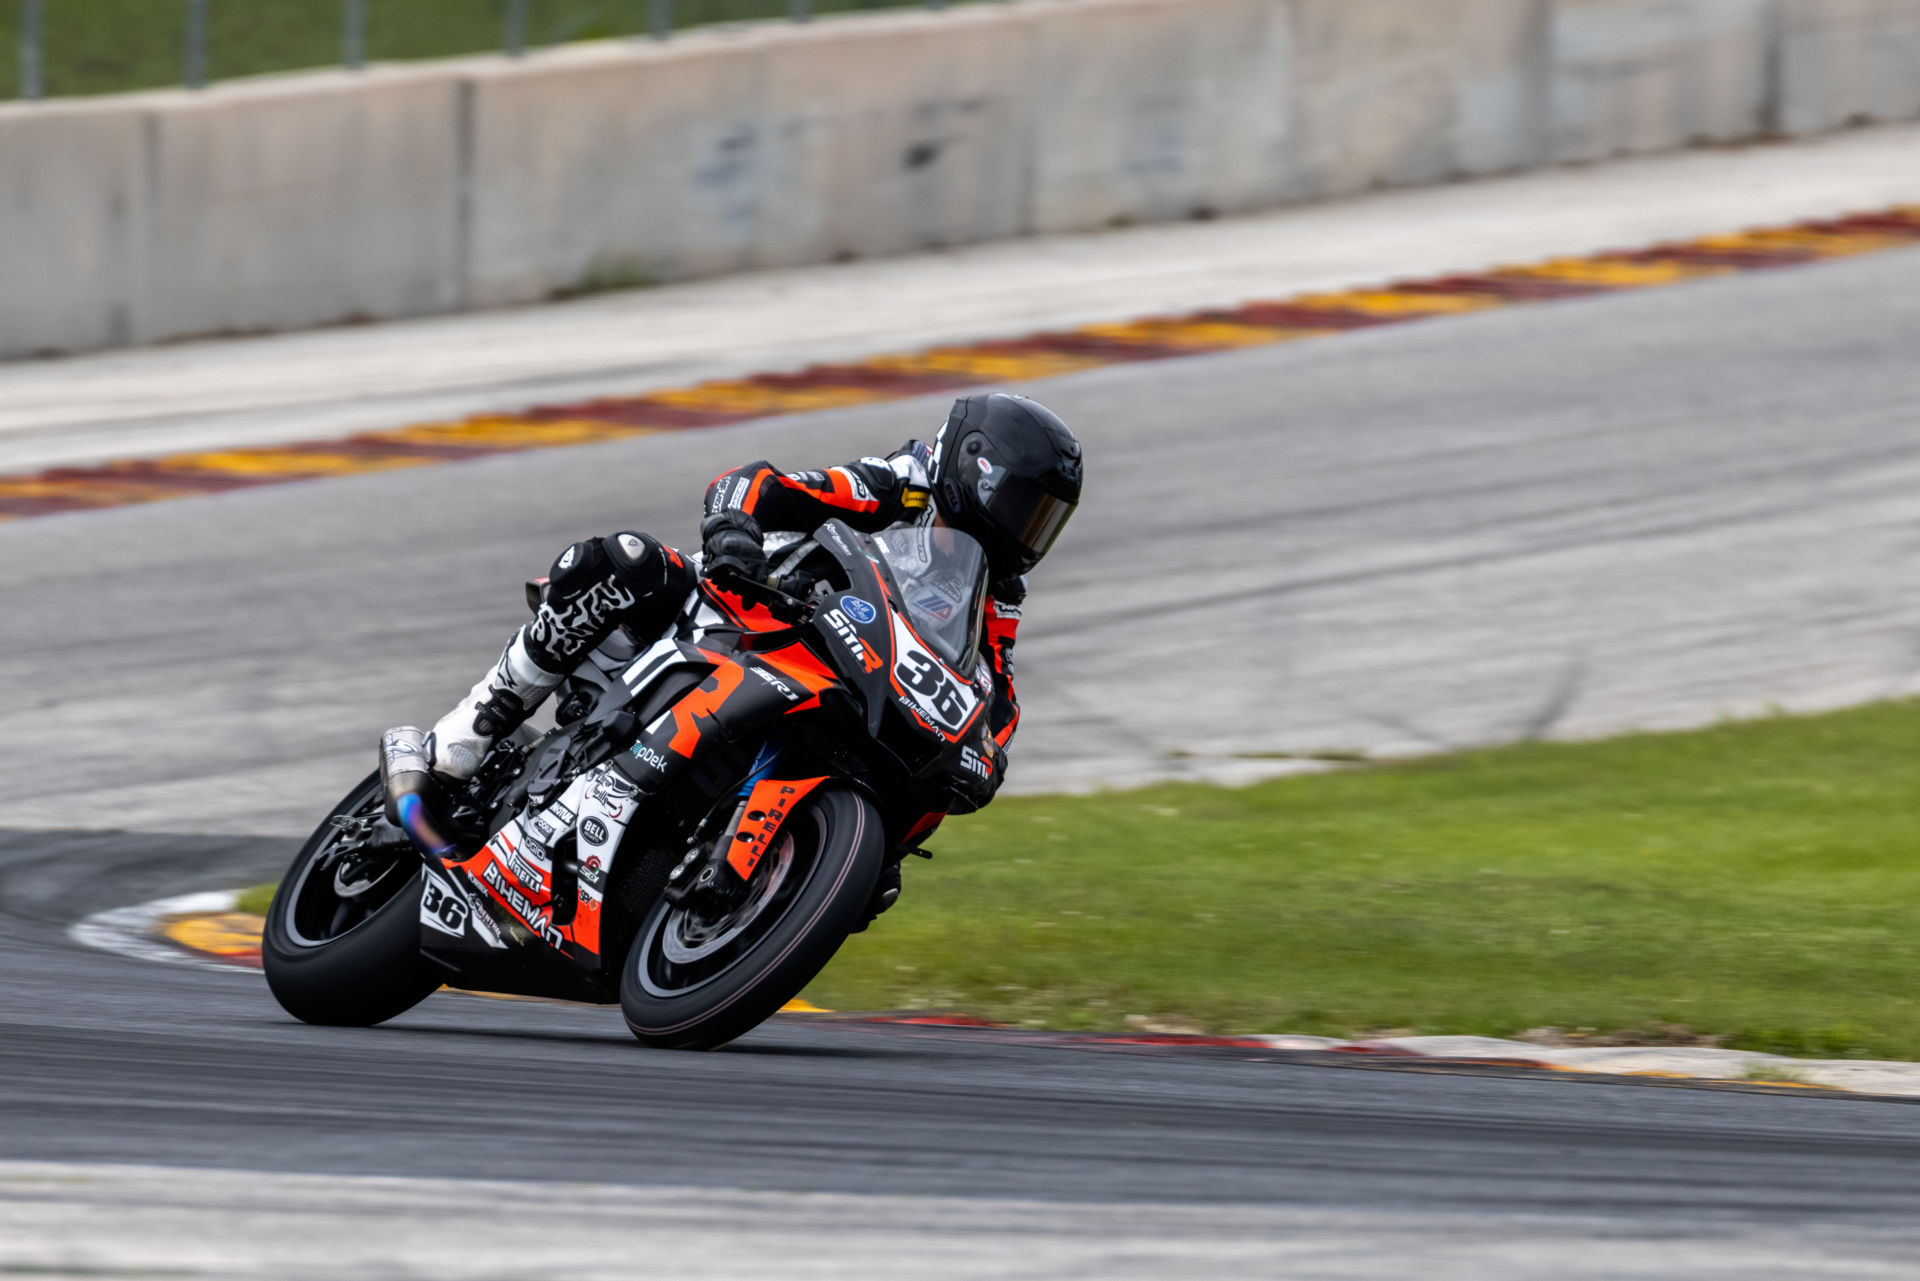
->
xmin=425 ymin=447 xmax=1025 ymax=815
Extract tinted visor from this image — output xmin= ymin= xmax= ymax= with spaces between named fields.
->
xmin=977 ymin=467 xmax=1076 ymax=563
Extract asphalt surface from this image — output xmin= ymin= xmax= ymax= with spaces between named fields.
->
xmin=8 ymin=830 xmax=1920 ymax=1275
xmin=8 ymin=244 xmax=1920 ymax=829
xmin=6 ymin=242 xmax=1920 ymax=1271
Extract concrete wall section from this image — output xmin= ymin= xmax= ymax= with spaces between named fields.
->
xmin=756 ymin=9 xmax=1034 ymax=265
xmin=1550 ymin=0 xmax=1773 ymax=162
xmin=465 ymin=37 xmax=769 ymax=306
xmin=1775 ymin=0 xmax=1920 ymax=135
xmin=138 ymin=68 xmax=466 ymax=342
xmin=0 ymin=99 xmax=148 ymax=358
xmin=1288 ymin=0 xmax=1551 ymax=199
xmin=1026 ymin=0 xmax=1295 ymax=231
xmin=4 ymin=0 xmax=1920 ymax=360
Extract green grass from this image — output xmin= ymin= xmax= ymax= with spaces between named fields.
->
xmin=238 ymin=698 xmax=1920 ymax=1059
xmin=234 ymin=882 xmax=275 ymax=917
xmin=1 ymin=0 xmax=935 ymax=100
xmin=808 ymin=699 xmax=1920 ymax=1059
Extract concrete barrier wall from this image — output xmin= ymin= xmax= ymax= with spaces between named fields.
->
xmin=3 ymin=0 xmax=1917 ymax=360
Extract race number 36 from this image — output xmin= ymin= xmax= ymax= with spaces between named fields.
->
xmin=895 ymin=650 xmax=970 ymax=730
xmin=420 ymin=874 xmax=470 ymax=937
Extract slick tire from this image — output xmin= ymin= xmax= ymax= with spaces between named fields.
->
xmin=262 ymin=771 xmax=441 ymax=1028
xmin=621 ymin=786 xmax=882 ymax=1051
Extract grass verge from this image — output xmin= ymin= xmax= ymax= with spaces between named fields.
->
xmin=812 ymin=699 xmax=1920 ymax=1059
xmin=1 ymin=0 xmax=939 ymax=100
xmin=234 ymin=699 xmax=1920 ymax=1059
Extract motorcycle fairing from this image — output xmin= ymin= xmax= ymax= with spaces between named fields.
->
xmin=449 ymin=639 xmax=844 ymax=973
xmin=808 ymin=520 xmax=989 ymax=746
xmin=726 ymin=776 xmax=829 ymax=880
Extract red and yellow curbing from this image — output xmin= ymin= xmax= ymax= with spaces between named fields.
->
xmin=4 ymin=207 xmax=1919 ymax=524
xmin=159 ymin=909 xmax=263 ymax=969
xmin=154 ymin=905 xmax=828 ymax=1011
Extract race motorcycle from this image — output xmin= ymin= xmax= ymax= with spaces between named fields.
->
xmin=262 ymin=519 xmax=998 ymax=1049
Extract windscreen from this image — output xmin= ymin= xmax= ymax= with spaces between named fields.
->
xmin=870 ymin=526 xmax=989 ymax=670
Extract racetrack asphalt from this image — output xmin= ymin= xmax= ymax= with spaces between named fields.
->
xmin=6 ymin=242 xmax=1920 ymax=1273
xmin=9 ymin=830 xmax=1920 ymax=1275
xmin=6 ymin=242 xmax=1920 ymax=826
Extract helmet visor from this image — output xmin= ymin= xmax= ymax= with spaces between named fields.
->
xmin=977 ymin=467 xmax=1076 ymax=563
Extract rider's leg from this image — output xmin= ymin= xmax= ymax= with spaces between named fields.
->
xmin=427 ymin=531 xmax=695 ymax=780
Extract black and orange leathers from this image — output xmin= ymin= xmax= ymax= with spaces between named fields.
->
xmin=703 ymin=456 xmax=1026 ymax=759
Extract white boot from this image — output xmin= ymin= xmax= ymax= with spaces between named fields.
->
xmin=428 ymin=632 xmax=563 ymax=781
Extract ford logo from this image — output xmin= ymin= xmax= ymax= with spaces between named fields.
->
xmin=840 ymin=595 xmax=877 ymax=625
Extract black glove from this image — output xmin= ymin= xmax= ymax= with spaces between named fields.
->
xmin=701 ymin=511 xmax=768 ymax=587
xmin=950 ymin=735 xmax=1007 ymax=813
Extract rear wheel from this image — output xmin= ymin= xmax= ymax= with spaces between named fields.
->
xmin=620 ymin=785 xmax=882 ymax=1050
xmin=262 ymin=771 xmax=440 ymax=1027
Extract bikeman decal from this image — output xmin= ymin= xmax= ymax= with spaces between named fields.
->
xmin=580 ymin=817 xmax=609 ymax=846
xmin=483 ymin=859 xmax=554 ymax=937
xmin=840 ymin=595 xmax=877 ymax=625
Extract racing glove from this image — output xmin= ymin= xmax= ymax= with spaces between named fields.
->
xmin=949 ymin=734 xmax=1008 ymax=813
xmin=888 ymin=440 xmax=934 ymax=514
xmin=700 ymin=510 xmax=769 ymax=587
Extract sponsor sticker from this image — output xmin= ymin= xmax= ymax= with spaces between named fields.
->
xmin=824 ymin=609 xmax=870 ymax=670
xmin=420 ymin=870 xmax=470 ymax=938
xmin=912 ymin=590 xmax=955 ymax=623
xmin=581 ymin=817 xmax=609 ymax=846
xmin=840 ymin=595 xmax=877 ymax=625
xmin=749 ymin=666 xmax=800 ymax=701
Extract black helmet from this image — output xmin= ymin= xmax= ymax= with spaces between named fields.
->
xmin=931 ymin=393 xmax=1082 ymax=578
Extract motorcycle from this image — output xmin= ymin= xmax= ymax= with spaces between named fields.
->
xmin=262 ymin=519 xmax=998 ymax=1049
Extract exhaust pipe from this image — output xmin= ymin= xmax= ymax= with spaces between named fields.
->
xmin=380 ymin=727 xmax=458 ymax=859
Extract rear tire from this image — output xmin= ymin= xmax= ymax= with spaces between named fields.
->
xmin=262 ymin=771 xmax=441 ymax=1027
xmin=620 ymin=786 xmax=882 ymax=1050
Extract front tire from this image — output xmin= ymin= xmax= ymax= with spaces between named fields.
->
xmin=620 ymin=786 xmax=882 ymax=1050
xmin=262 ymin=771 xmax=440 ymax=1027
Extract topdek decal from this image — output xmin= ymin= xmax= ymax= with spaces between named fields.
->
xmin=840 ymin=595 xmax=878 ymax=625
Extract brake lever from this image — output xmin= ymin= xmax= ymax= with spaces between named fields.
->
xmin=707 ymin=564 xmax=816 ymax=625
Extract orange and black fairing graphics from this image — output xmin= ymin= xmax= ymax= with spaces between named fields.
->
xmin=700 ymin=579 xmax=791 ymax=633
xmin=617 ymin=650 xmax=830 ymax=792
xmin=726 ymin=777 xmax=830 ymax=880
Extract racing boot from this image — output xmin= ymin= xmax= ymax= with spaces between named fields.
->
xmin=425 ymin=630 xmax=563 ymax=781
xmin=415 ymin=530 xmax=699 ymax=783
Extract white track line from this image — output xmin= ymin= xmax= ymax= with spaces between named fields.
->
xmin=67 ymin=889 xmax=244 ymax=973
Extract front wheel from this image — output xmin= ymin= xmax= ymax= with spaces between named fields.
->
xmin=262 ymin=771 xmax=441 ymax=1027
xmin=621 ymin=785 xmax=882 ymax=1050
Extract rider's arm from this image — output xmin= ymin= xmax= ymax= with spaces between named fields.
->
xmin=982 ymin=575 xmax=1026 ymax=751
xmin=703 ymin=456 xmax=927 ymax=534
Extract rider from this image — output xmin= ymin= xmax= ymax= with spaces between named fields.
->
xmin=403 ymin=391 xmax=1082 ymax=838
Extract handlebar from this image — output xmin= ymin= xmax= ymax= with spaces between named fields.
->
xmin=705 ymin=563 xmax=816 ymax=625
